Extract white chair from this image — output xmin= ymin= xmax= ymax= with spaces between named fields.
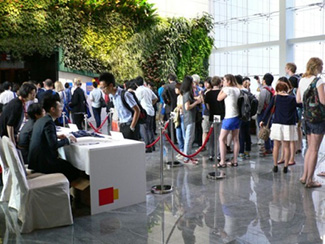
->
xmin=0 ymin=137 xmax=13 ymax=203
xmin=2 ymin=136 xmax=73 ymax=233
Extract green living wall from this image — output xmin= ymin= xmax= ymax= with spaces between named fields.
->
xmin=0 ymin=0 xmax=214 ymax=83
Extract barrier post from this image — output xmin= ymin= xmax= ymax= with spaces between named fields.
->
xmin=84 ymin=114 xmax=88 ymax=131
xmin=207 ymin=115 xmax=225 ymax=180
xmin=166 ymin=112 xmax=182 ymax=169
xmin=62 ymin=111 xmax=66 ymax=128
xmin=151 ymin=122 xmax=173 ymax=194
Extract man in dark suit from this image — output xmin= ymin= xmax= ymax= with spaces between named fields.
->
xmin=162 ymin=73 xmax=177 ymax=121
xmin=69 ymin=80 xmax=86 ymax=130
xmin=28 ymin=94 xmax=79 ymax=182
xmin=36 ymin=79 xmax=59 ymax=104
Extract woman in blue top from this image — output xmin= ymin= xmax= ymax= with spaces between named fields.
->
xmin=260 ymin=82 xmax=298 ymax=173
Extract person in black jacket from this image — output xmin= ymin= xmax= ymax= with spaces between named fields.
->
xmin=162 ymin=73 xmax=177 ymax=121
xmin=28 ymin=95 xmax=79 ymax=182
xmin=69 ymin=80 xmax=86 ymax=130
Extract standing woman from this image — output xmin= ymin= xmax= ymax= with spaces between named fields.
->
xmin=217 ymin=74 xmax=241 ymax=167
xmin=260 ymin=82 xmax=298 ymax=173
xmin=296 ymin=57 xmax=325 ymax=188
xmin=181 ymin=76 xmax=202 ymax=165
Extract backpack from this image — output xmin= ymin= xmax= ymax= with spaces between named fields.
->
xmin=237 ymin=90 xmax=251 ymax=122
xmin=121 ymin=90 xmax=147 ymax=124
xmin=263 ymin=86 xmax=275 ymax=111
xmin=303 ymin=77 xmax=325 ymax=123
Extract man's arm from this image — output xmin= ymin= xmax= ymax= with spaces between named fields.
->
xmin=130 ymin=105 xmax=140 ymax=130
xmin=7 ymin=125 xmax=16 ymax=146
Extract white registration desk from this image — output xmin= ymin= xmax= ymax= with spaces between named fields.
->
xmin=62 ymin=135 xmax=146 ymax=215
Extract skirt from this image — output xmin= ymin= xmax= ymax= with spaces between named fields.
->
xmin=270 ymin=123 xmax=298 ymax=141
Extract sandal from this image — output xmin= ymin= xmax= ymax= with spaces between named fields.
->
xmin=277 ymin=160 xmax=284 ymax=164
xmin=288 ymin=161 xmax=296 ymax=166
xmin=317 ymin=172 xmax=325 ymax=177
xmin=299 ymin=178 xmax=306 ymax=184
xmin=305 ymin=181 xmax=322 ymax=188
xmin=216 ymin=163 xmax=227 ymax=168
xmin=227 ymin=161 xmax=238 ymax=167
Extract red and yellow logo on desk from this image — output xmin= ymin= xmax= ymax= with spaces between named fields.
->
xmin=98 ymin=187 xmax=119 ymax=206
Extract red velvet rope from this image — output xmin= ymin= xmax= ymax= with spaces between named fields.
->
xmin=164 ymin=125 xmax=213 ymax=158
xmin=145 ymin=121 xmax=169 ymax=148
xmin=88 ymin=115 xmax=109 ymax=134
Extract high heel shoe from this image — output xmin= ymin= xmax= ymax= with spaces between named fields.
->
xmin=273 ymin=166 xmax=278 ymax=173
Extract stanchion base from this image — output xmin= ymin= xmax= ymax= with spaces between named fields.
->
xmin=207 ymin=171 xmax=226 ymax=180
xmin=151 ymin=185 xmax=173 ymax=194
xmin=166 ymin=161 xmax=182 ymax=169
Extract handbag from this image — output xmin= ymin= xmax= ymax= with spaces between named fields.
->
xmin=100 ymin=96 xmax=106 ymax=108
xmin=258 ymin=96 xmax=276 ymax=141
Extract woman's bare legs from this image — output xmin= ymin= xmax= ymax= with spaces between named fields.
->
xmin=219 ymin=129 xmax=230 ymax=165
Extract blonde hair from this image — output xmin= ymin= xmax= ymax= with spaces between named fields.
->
xmin=54 ymin=81 xmax=64 ymax=92
xmin=74 ymin=78 xmax=82 ymax=86
xmin=303 ymin=57 xmax=323 ymax=77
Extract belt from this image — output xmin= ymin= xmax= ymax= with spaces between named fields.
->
xmin=120 ymin=122 xmax=132 ymax=127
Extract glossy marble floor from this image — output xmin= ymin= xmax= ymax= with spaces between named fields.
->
xmin=1 ymin=137 xmax=325 ymax=244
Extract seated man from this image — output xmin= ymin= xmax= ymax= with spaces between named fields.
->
xmin=28 ymin=94 xmax=79 ymax=182
xmin=18 ymin=103 xmax=44 ymax=165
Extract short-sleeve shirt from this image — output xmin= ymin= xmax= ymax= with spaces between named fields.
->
xmin=109 ymin=87 xmax=137 ymax=123
xmin=182 ymin=92 xmax=196 ymax=126
xmin=135 ymin=86 xmax=157 ymax=116
xmin=204 ymin=89 xmax=225 ymax=122
xmin=89 ymin=88 xmax=103 ymax=108
xmin=222 ymin=87 xmax=240 ymax=119
xmin=299 ymin=76 xmax=324 ymax=100
xmin=0 ymin=97 xmax=24 ymax=137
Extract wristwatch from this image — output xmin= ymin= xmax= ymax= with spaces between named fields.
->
xmin=130 ymin=126 xmax=135 ymax=132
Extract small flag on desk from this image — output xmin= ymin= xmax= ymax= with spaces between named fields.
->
xmin=98 ymin=187 xmax=119 ymax=206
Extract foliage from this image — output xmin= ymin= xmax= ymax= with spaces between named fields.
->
xmin=0 ymin=0 xmax=214 ymax=83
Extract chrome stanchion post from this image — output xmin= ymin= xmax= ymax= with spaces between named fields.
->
xmin=151 ymin=122 xmax=173 ymax=194
xmin=166 ymin=112 xmax=181 ymax=169
xmin=62 ymin=111 xmax=66 ymax=128
xmin=207 ymin=115 xmax=225 ymax=180
xmin=84 ymin=114 xmax=88 ymax=131
xmin=108 ymin=108 xmax=114 ymax=135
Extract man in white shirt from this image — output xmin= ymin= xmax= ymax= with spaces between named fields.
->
xmin=89 ymin=82 xmax=104 ymax=128
xmin=135 ymin=76 xmax=158 ymax=152
xmin=0 ymin=81 xmax=15 ymax=106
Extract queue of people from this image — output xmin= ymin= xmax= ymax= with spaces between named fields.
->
xmin=0 ymin=57 xmax=324 ymax=189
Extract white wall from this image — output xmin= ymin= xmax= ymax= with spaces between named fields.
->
xmin=148 ymin=0 xmax=209 ymax=18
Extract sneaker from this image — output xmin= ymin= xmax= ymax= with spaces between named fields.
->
xmin=239 ymin=153 xmax=246 ymax=159
xmin=226 ymin=146 xmax=233 ymax=154
xmin=208 ymin=156 xmax=214 ymax=161
xmin=244 ymin=152 xmax=250 ymax=158
xmin=176 ymin=154 xmax=183 ymax=160
xmin=259 ymin=150 xmax=272 ymax=157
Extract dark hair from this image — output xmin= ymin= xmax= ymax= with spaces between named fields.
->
xmin=276 ymin=82 xmax=289 ymax=93
xmin=278 ymin=76 xmax=292 ymax=90
xmin=44 ymin=79 xmax=53 ymax=88
xmin=2 ymin=81 xmax=12 ymax=90
xmin=37 ymin=80 xmax=44 ymax=88
xmin=180 ymin=76 xmax=193 ymax=96
xmin=224 ymin=74 xmax=237 ymax=87
xmin=243 ymin=77 xmax=250 ymax=82
xmin=92 ymin=81 xmax=98 ymax=88
xmin=211 ymin=76 xmax=222 ymax=87
xmin=175 ymin=82 xmax=181 ymax=90
xmin=254 ymin=75 xmax=259 ymax=80
xmin=64 ymin=83 xmax=70 ymax=89
xmin=126 ymin=80 xmax=137 ymax=90
xmin=235 ymin=75 xmax=243 ymax=85
xmin=167 ymin=73 xmax=177 ymax=82
xmin=263 ymin=73 xmax=274 ymax=86
xmin=42 ymin=94 xmax=60 ymax=113
xmin=18 ymin=82 xmax=36 ymax=98
xmin=99 ymin=72 xmax=115 ymax=87
xmin=27 ymin=103 xmax=43 ymax=120
xmin=135 ymin=76 xmax=144 ymax=86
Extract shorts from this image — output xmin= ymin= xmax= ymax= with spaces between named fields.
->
xmin=303 ymin=120 xmax=325 ymax=135
xmin=221 ymin=117 xmax=241 ymax=130
xmin=202 ymin=115 xmax=210 ymax=133
xmin=270 ymin=123 xmax=298 ymax=141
